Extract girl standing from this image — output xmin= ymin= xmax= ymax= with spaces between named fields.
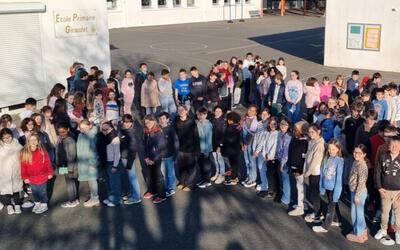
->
xmin=304 ymin=124 xmax=325 ymax=223
xmin=77 ymin=120 xmax=100 ymax=207
xmin=276 ymin=57 xmax=287 ymax=80
xmin=20 ymin=134 xmax=53 ymax=214
xmin=0 ymin=128 xmax=23 ymax=215
xmin=56 ymin=124 xmax=79 ymax=208
xmin=285 ymin=70 xmax=303 ymax=124
xmin=332 ymin=75 xmax=346 ymax=98
xmin=47 ymin=83 xmax=66 ymax=109
xmin=121 ymin=69 xmax=135 ymax=115
xmin=320 ymin=76 xmax=333 ymax=103
xmin=346 ymin=144 xmax=369 ymax=243
xmin=304 ymin=77 xmax=321 ymax=124
xmin=211 ymin=106 xmax=226 ymax=185
xmin=141 ymin=72 xmax=160 ymax=115
xmin=143 ymin=115 xmax=167 ymax=204
xmin=288 ymin=121 xmax=309 ymax=216
xmin=312 ymin=139 xmax=344 ymax=233
xmin=105 ymin=90 xmax=120 ymax=127
xmin=276 ymin=118 xmax=292 ymax=205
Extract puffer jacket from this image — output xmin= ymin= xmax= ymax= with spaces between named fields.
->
xmin=0 ymin=139 xmax=23 ymax=195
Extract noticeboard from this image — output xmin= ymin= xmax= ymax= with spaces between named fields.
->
xmin=347 ymin=23 xmax=381 ymax=51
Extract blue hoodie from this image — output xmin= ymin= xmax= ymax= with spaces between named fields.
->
xmin=319 ymin=155 xmax=344 ymax=202
xmin=373 ymin=99 xmax=388 ymax=121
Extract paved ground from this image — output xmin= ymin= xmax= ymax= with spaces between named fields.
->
xmin=1 ymin=14 xmax=400 ymax=250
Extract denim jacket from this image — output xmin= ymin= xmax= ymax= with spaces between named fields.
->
xmin=276 ymin=132 xmax=292 ymax=168
xmin=319 ymin=155 xmax=344 ymax=202
xmin=196 ymin=120 xmax=213 ymax=154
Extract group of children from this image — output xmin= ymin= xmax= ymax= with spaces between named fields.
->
xmin=1 ymin=53 xmax=400 ymax=245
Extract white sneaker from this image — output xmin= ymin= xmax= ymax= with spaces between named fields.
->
xmin=61 ymin=201 xmax=79 ymax=208
xmin=243 ymin=180 xmax=256 ymax=188
xmin=32 ymin=202 xmax=41 ymax=213
xmin=215 ymin=175 xmax=225 ymax=185
xmin=241 ymin=178 xmax=249 ymax=185
xmin=210 ymin=175 xmax=218 ymax=182
xmin=312 ymin=226 xmax=328 ymax=233
xmin=374 ymin=229 xmax=388 ymax=240
xmin=0 ymin=202 xmax=3 ymax=211
xmin=380 ymin=237 xmax=395 ymax=246
xmin=331 ymin=221 xmax=341 ymax=227
xmin=22 ymin=200 xmax=35 ymax=209
xmin=396 ymin=231 xmax=400 ymax=245
xmin=123 ymin=198 xmax=142 ymax=205
xmin=198 ymin=182 xmax=212 ymax=189
xmin=83 ymin=198 xmax=100 ymax=208
xmin=288 ymin=207 xmax=304 ymax=216
xmin=7 ymin=205 xmax=15 ymax=215
xmin=103 ymin=199 xmax=116 ymax=207
xmin=256 ymin=184 xmax=261 ymax=191
xmin=14 ymin=205 xmax=21 ymax=214
xmin=34 ymin=203 xmax=48 ymax=214
xmin=305 ymin=213 xmax=316 ymax=223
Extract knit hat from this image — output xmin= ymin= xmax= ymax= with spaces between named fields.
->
xmin=338 ymin=93 xmax=349 ymax=106
xmin=295 ymin=120 xmax=310 ymax=137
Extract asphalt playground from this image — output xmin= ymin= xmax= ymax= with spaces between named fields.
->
xmin=1 ymin=14 xmax=400 ymax=250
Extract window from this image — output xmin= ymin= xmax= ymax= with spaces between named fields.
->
xmin=142 ymin=0 xmax=151 ymax=8
xmin=187 ymin=0 xmax=195 ymax=7
xmin=173 ymin=0 xmax=181 ymax=6
xmin=106 ymin=0 xmax=117 ymax=9
xmin=158 ymin=0 xmax=167 ymax=7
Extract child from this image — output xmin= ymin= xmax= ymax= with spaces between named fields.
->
xmin=158 ymin=112 xmax=177 ymax=197
xmin=196 ymin=107 xmax=213 ymax=189
xmin=20 ymin=133 xmax=53 ymax=214
xmin=264 ymin=118 xmax=280 ymax=200
xmin=101 ymin=122 xmax=122 ymax=207
xmin=338 ymin=94 xmax=350 ymax=116
xmin=304 ymin=124 xmax=325 ymax=223
xmin=141 ymin=72 xmax=160 ymax=115
xmin=105 ymin=90 xmax=120 ymax=127
xmin=354 ymin=109 xmax=378 ymax=147
xmin=288 ymin=121 xmax=309 ymax=216
xmin=332 ymin=75 xmax=346 ymax=98
xmin=241 ymin=105 xmax=259 ymax=188
xmin=0 ymin=128 xmax=23 ymax=215
xmin=158 ymin=69 xmax=176 ymax=120
xmin=73 ymin=91 xmax=86 ymax=122
xmin=206 ymin=72 xmax=222 ymax=112
xmin=174 ymin=69 xmax=191 ymax=109
xmin=143 ymin=115 xmax=167 ymax=204
xmin=327 ymin=97 xmax=338 ymax=111
xmin=91 ymin=89 xmax=105 ymax=125
xmin=304 ymin=77 xmax=321 ymax=123
xmin=312 ymin=139 xmax=344 ymax=233
xmin=218 ymin=73 xmax=231 ymax=112
xmin=321 ymin=109 xmax=335 ymax=143
xmin=86 ymin=75 xmax=97 ymax=114
xmin=285 ymin=70 xmax=303 ymax=124
xmin=276 ymin=57 xmax=287 ymax=80
xmin=373 ymin=88 xmax=389 ymax=121
xmin=41 ymin=106 xmax=58 ymax=149
xmin=313 ymin=102 xmax=328 ymax=124
xmin=267 ymin=72 xmax=286 ymax=117
xmin=56 ymin=124 xmax=79 ymax=208
xmin=121 ymin=69 xmax=135 ymax=115
xmin=276 ymin=117 xmax=292 ymax=204
xmin=19 ymin=98 xmax=37 ymax=121
xmin=0 ymin=114 xmax=19 ymax=139
xmin=211 ymin=106 xmax=226 ymax=185
xmin=77 ymin=120 xmax=100 ymax=207
xmin=47 ymin=83 xmax=66 ymax=109
xmin=347 ymin=70 xmax=360 ymax=102
xmin=222 ymin=111 xmax=242 ymax=185
xmin=346 ymin=144 xmax=369 ymax=243
xmin=65 ymin=93 xmax=80 ymax=129
xmin=320 ymin=76 xmax=333 ymax=103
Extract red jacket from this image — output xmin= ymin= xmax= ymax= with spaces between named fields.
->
xmin=21 ymin=149 xmax=53 ymax=185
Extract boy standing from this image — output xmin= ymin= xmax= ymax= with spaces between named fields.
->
xmin=19 ymin=98 xmax=37 ymax=121
xmin=196 ymin=107 xmax=213 ymax=189
xmin=373 ymin=88 xmax=389 ymax=121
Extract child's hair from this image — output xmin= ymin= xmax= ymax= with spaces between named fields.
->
xmin=390 ymin=136 xmax=400 ymax=144
xmin=246 ymin=52 xmax=253 ymax=57
xmin=365 ymin=109 xmax=377 ymax=120
xmin=179 ymin=68 xmax=187 ymax=73
xmin=56 ymin=122 xmax=70 ymax=131
xmin=375 ymin=87 xmax=384 ymax=94
xmin=226 ymin=111 xmax=241 ymax=124
xmin=294 ymin=121 xmax=309 ymax=138
xmin=247 ymin=104 xmax=259 ymax=113
xmin=79 ymin=119 xmax=92 ymax=126
xmin=360 ymin=90 xmax=370 ymax=97
xmin=90 ymin=66 xmax=99 ymax=72
xmin=48 ymin=83 xmax=66 ymax=101
xmin=108 ymin=89 xmax=116 ymax=100
xmin=190 ymin=66 xmax=198 ymax=72
xmin=20 ymin=117 xmax=35 ymax=132
xmin=79 ymin=70 xmax=89 ymax=79
xmin=213 ymin=105 xmax=224 ymax=113
xmin=354 ymin=144 xmax=368 ymax=161
xmin=110 ymin=69 xmax=120 ymax=78
xmin=350 ymin=101 xmax=364 ymax=113
xmin=31 ymin=113 xmax=42 ymax=128
xmin=139 ymin=63 xmax=147 ymax=69
xmin=197 ymin=107 xmax=208 ymax=115
xmin=326 ymin=139 xmax=342 ymax=157
xmin=291 ymin=70 xmax=300 ymax=79
xmin=275 ymin=72 xmax=283 ymax=81
xmin=88 ymin=75 xmax=96 ymax=83
xmin=20 ymin=133 xmax=46 ymax=164
xmin=277 ymin=57 xmax=285 ymax=65
xmin=148 ymin=72 xmax=155 ymax=77
xmin=351 ymin=70 xmax=359 ymax=76
xmin=326 ymin=108 xmax=335 ymax=117
xmin=306 ymin=77 xmax=318 ymax=86
xmin=322 ymin=76 xmax=330 ymax=82
xmin=279 ymin=116 xmax=291 ymax=131
xmin=161 ymin=69 xmax=170 ymax=76
xmin=94 ymin=89 xmax=103 ymax=97
xmin=74 ymin=91 xmax=85 ymax=105
xmin=158 ymin=111 xmax=170 ymax=119
xmin=268 ymin=117 xmax=279 ymax=131
xmin=95 ymin=70 xmax=104 ymax=79
xmin=317 ymin=102 xmax=328 ymax=113
xmin=372 ymin=72 xmax=382 ymax=80
xmin=1 ymin=114 xmax=12 ymax=124
xmin=25 ymin=97 xmax=37 ymax=106
xmin=0 ymin=128 xmax=13 ymax=140
xmin=309 ymin=123 xmax=321 ymax=134
xmin=41 ymin=106 xmax=52 ymax=114
xmin=377 ymin=119 xmax=390 ymax=132
xmin=107 ymin=78 xmax=117 ymax=85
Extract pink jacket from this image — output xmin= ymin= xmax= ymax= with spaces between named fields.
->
xmin=304 ymin=84 xmax=321 ymax=108
xmin=319 ymin=82 xmax=333 ymax=103
xmin=121 ymin=77 xmax=135 ymax=103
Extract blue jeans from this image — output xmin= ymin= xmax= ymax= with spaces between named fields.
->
xmin=287 ymin=103 xmax=301 ymax=124
xmin=160 ymin=95 xmax=177 ymax=121
xmin=244 ymin=146 xmax=257 ymax=182
xmin=161 ymin=156 xmax=176 ymax=192
xmin=31 ymin=183 xmax=48 ymax=203
xmin=212 ymin=152 xmax=225 ymax=175
xmin=280 ymin=165 xmax=291 ymax=204
xmin=122 ymin=158 xmax=141 ymax=202
xmin=351 ymin=190 xmax=367 ymax=236
xmin=257 ymin=155 xmax=268 ymax=191
xmin=107 ymin=161 xmax=122 ymax=205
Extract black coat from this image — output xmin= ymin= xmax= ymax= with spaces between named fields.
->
xmin=211 ymin=117 xmax=226 ymax=151
xmin=144 ymin=129 xmax=166 ymax=162
xmin=221 ymin=124 xmax=242 ymax=157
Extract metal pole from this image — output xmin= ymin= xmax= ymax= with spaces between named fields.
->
xmin=228 ymin=1 xmax=233 ymax=23
xmin=239 ymin=0 xmax=244 ymax=22
xmin=304 ymin=0 xmax=307 ymax=15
